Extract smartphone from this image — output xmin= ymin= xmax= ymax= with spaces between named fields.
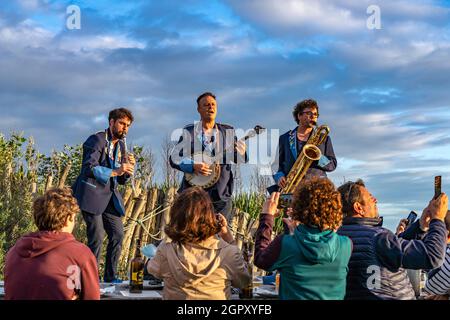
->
xmin=215 ymin=214 xmax=222 ymax=228
xmin=406 ymin=211 xmax=418 ymax=226
xmin=434 ymin=176 xmax=442 ymax=200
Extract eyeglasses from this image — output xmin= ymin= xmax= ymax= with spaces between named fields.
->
xmin=302 ymin=111 xmax=319 ymax=118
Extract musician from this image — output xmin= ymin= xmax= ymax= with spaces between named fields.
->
xmin=72 ymin=108 xmax=135 ymax=283
xmin=169 ymin=92 xmax=247 ymax=221
xmin=270 ymin=99 xmax=337 ymax=193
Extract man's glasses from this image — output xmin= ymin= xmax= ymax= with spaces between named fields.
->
xmin=302 ymin=111 xmax=319 ymax=118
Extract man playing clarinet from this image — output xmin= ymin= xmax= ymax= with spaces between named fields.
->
xmin=72 ymin=108 xmax=135 ymax=283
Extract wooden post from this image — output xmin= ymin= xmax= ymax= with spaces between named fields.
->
xmin=142 ymin=188 xmax=159 ymax=244
xmin=159 ymin=187 xmax=176 ymax=241
xmin=120 ymin=192 xmax=147 ymax=268
xmin=123 ymin=187 xmax=133 ymax=208
xmin=127 ymin=192 xmax=148 ymax=264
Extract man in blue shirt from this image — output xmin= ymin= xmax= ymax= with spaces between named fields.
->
xmin=169 ymin=92 xmax=246 ymax=221
xmin=72 ymin=108 xmax=135 ymax=282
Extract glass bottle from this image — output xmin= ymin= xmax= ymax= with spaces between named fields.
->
xmin=129 ymin=238 xmax=144 ymax=293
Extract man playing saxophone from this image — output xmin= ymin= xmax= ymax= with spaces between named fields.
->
xmin=270 ymin=99 xmax=337 ymax=193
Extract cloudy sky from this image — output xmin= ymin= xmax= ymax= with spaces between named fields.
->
xmin=1 ymin=0 xmax=450 ymax=231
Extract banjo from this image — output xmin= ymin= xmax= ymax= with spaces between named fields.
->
xmin=185 ymin=125 xmax=265 ymax=188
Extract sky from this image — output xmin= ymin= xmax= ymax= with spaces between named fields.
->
xmin=1 ymin=0 xmax=450 ymax=231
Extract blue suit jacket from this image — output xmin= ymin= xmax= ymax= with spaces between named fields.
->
xmin=268 ymin=126 xmax=337 ymax=193
xmin=72 ymin=129 xmax=130 ymax=216
xmin=169 ymin=122 xmax=246 ymax=201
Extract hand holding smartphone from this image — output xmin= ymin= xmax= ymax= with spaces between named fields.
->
xmin=434 ymin=176 xmax=442 ymax=200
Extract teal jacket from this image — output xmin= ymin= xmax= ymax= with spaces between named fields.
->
xmin=255 ymin=214 xmax=352 ymax=300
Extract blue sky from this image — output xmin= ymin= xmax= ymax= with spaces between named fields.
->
xmin=1 ymin=0 xmax=450 ymax=231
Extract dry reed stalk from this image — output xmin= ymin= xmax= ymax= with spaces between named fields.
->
xmin=142 ymin=188 xmax=159 ymax=244
xmin=236 ymin=210 xmax=250 ymax=250
xmin=126 ymin=192 xmax=148 ymax=264
xmin=120 ymin=192 xmax=147 ymax=268
xmin=159 ymin=187 xmax=176 ymax=241
xmin=44 ymin=174 xmax=53 ymax=192
xmin=30 ymin=182 xmax=37 ymax=194
xmin=230 ymin=207 xmax=240 ymax=236
xmin=57 ymin=163 xmax=72 ymax=188
xmin=122 ymin=187 xmax=133 ymax=208
xmin=246 ymin=217 xmax=259 ymax=240
xmin=132 ymin=178 xmax=142 ymax=199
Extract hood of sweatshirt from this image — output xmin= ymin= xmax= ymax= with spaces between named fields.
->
xmin=294 ymin=225 xmax=340 ymax=264
xmin=164 ymin=236 xmax=231 ymax=287
xmin=13 ymin=231 xmax=75 ymax=258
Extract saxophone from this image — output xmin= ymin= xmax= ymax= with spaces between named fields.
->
xmin=279 ymin=125 xmax=330 ymax=207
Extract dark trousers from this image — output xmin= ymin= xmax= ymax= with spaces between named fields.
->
xmin=212 ymin=198 xmax=233 ymax=223
xmin=82 ymin=211 xmax=124 ymax=282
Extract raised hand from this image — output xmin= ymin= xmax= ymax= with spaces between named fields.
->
xmin=429 ymin=193 xmax=448 ymax=221
xmin=395 ymin=218 xmax=409 ymax=235
xmin=262 ymin=192 xmax=281 ymax=217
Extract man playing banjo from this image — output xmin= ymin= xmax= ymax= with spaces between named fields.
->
xmin=169 ymin=92 xmax=247 ymax=221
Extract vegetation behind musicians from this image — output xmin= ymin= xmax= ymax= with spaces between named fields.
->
xmin=269 ymin=99 xmax=337 ymax=193
xmin=169 ymin=92 xmax=247 ymax=221
xmin=72 ymin=108 xmax=135 ymax=283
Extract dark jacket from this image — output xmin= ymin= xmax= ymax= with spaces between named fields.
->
xmin=72 ymin=129 xmax=130 ymax=216
xmin=269 ymin=127 xmax=337 ymax=193
xmin=337 ymin=217 xmax=448 ymax=300
xmin=169 ymin=122 xmax=246 ymax=201
xmin=4 ymin=231 xmax=100 ymax=300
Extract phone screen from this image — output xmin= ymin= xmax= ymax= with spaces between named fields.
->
xmin=406 ymin=211 xmax=417 ymax=226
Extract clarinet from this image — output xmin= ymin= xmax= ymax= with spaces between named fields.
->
xmin=123 ymin=135 xmax=136 ymax=195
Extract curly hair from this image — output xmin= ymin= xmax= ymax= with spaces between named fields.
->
xmin=33 ymin=188 xmax=80 ymax=231
xmin=165 ymin=187 xmax=221 ymax=244
xmin=291 ymin=177 xmax=343 ymax=231
xmin=337 ymin=179 xmax=366 ymax=218
xmin=292 ymin=99 xmax=319 ymax=124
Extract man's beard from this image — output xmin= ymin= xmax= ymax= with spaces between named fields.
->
xmin=112 ymin=128 xmax=125 ymax=139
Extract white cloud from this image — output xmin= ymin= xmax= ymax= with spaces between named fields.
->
xmin=226 ymin=0 xmax=364 ymax=35
xmin=58 ymin=35 xmax=146 ymax=53
xmin=17 ymin=0 xmax=43 ymax=10
xmin=0 ymin=19 xmax=53 ymax=50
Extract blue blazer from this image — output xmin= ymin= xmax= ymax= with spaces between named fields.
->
xmin=268 ymin=126 xmax=337 ymax=193
xmin=169 ymin=122 xmax=246 ymax=201
xmin=72 ymin=129 xmax=130 ymax=216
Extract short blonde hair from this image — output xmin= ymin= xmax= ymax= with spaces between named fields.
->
xmin=33 ymin=188 xmax=79 ymax=231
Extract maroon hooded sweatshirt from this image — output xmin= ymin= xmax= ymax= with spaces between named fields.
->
xmin=4 ymin=231 xmax=100 ymax=300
